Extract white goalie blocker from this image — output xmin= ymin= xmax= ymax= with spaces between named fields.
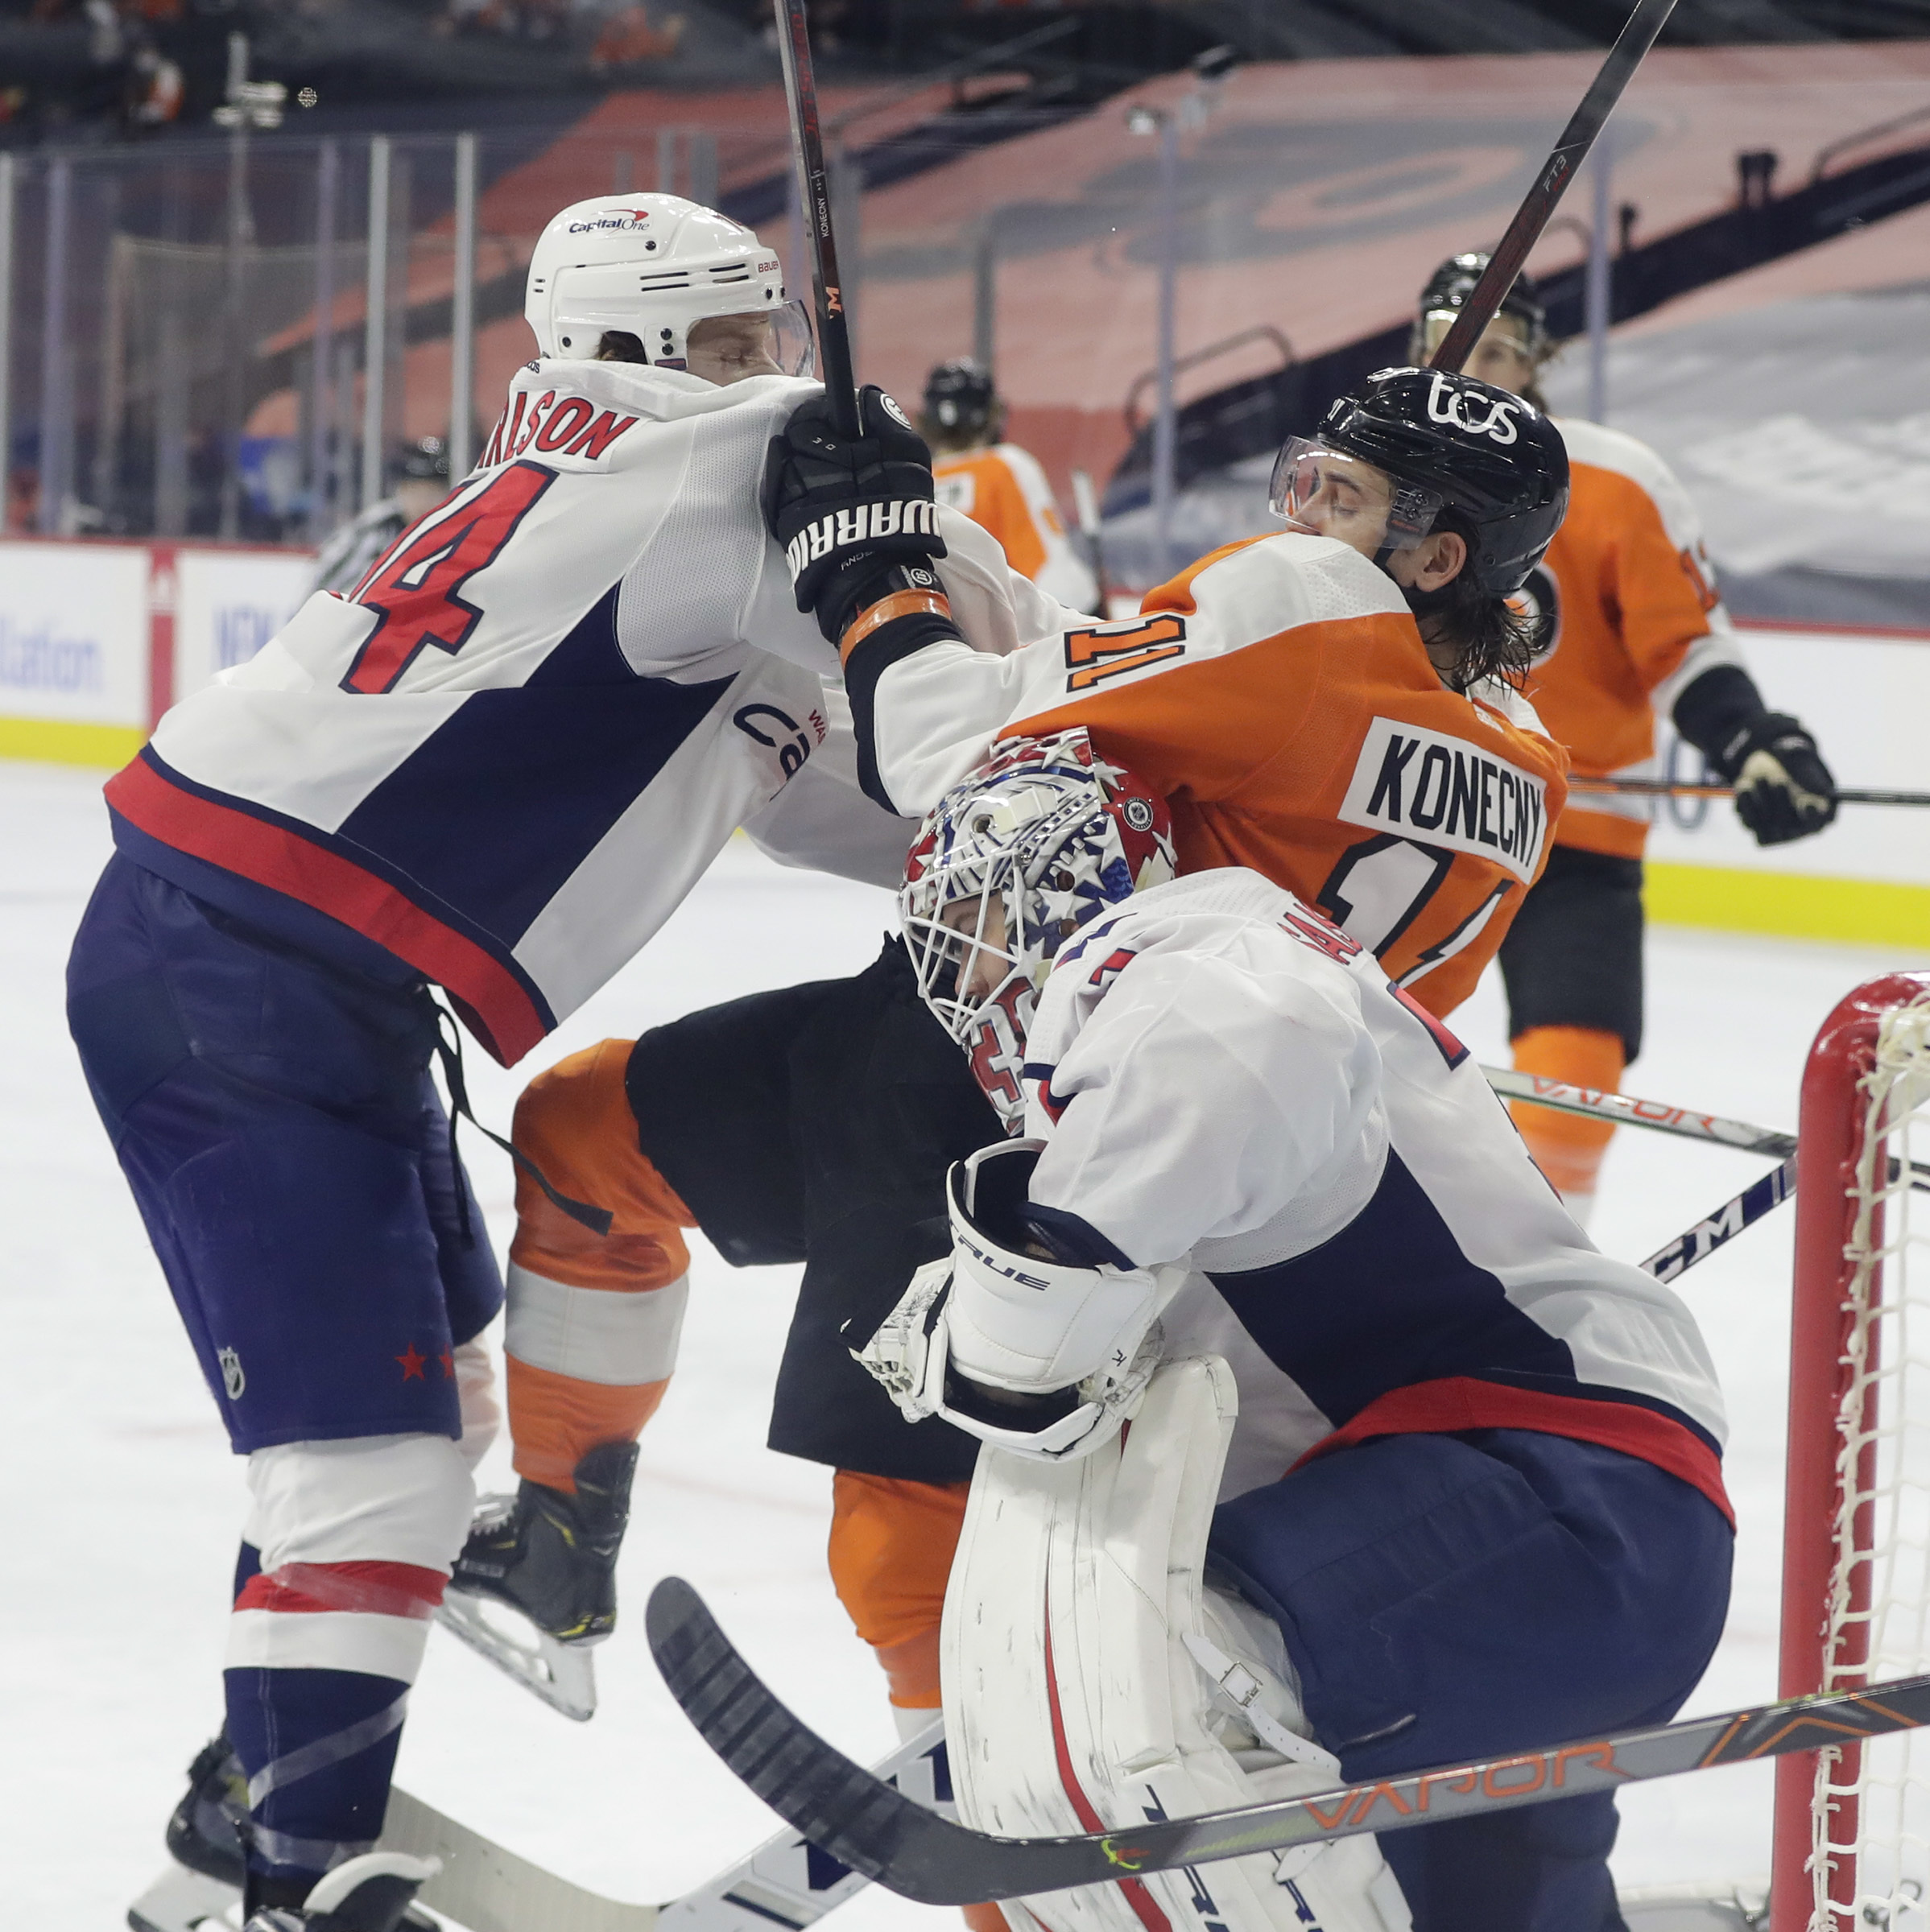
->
xmin=940 ymin=1356 xmax=1412 ymax=1932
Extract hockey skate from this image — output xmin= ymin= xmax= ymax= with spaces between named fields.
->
xmin=128 ymin=1734 xmax=442 ymax=1932
xmin=439 ymin=1439 xmax=639 ymax=1720
xmin=241 ymin=1852 xmax=440 ymax=1932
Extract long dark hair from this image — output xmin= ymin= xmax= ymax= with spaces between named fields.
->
xmin=1406 ymin=508 xmax=1542 ymax=694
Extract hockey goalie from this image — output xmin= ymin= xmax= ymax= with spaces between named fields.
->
xmin=857 ymin=730 xmax=1735 ymax=1932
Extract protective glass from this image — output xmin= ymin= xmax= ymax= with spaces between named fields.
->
xmin=1268 ymin=437 xmax=1441 ymax=551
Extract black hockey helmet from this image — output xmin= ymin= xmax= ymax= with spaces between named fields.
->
xmin=1411 ymin=251 xmax=1548 ymax=363
xmin=397 ymin=436 xmax=451 ymax=482
xmin=920 ymin=358 xmax=999 ymax=439
xmin=1276 ymin=366 xmax=1568 ymax=596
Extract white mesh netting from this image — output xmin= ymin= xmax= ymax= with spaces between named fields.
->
xmin=1815 ymin=993 xmax=1930 ymax=1930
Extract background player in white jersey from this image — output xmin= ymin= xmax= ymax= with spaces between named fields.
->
xmin=921 ymin=358 xmax=1100 ymax=613
xmin=1413 ymin=254 xmax=1839 ymax=1221
xmin=858 ymin=729 xmax=1733 ymax=1932
xmin=71 ymin=191 xmax=1036 ymax=1932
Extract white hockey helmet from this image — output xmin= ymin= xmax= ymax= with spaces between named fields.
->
xmin=523 ymin=193 xmax=813 ymax=375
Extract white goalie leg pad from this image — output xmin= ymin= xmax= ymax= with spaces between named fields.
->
xmin=942 ymin=1356 xmax=1411 ymax=1932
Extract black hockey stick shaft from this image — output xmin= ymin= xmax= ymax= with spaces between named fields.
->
xmin=774 ymin=0 xmax=860 ymax=436
xmin=1573 ymin=777 xmax=1930 ymax=808
xmin=1429 ymin=0 xmax=1676 ymax=374
xmin=647 ymin=1575 xmax=1930 ymax=1906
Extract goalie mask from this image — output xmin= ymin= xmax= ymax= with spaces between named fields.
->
xmin=524 ymin=193 xmax=813 ymax=376
xmin=900 ymin=730 xmax=1176 ymax=1129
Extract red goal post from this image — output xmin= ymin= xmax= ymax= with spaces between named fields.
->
xmin=1774 ymin=971 xmax=1930 ymax=1932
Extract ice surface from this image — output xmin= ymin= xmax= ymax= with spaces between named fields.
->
xmin=2 ymin=758 xmax=1915 ymax=1925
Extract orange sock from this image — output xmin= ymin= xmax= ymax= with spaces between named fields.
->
xmin=826 ymin=1473 xmax=1003 ymax=1931
xmin=1510 ymin=1025 xmax=1625 ymax=1224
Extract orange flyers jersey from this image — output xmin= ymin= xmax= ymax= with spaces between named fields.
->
xmin=932 ymin=444 xmax=1098 ymax=613
xmin=845 ymin=530 xmax=1568 ymax=1018
xmin=1527 ymin=419 xmax=1748 ymax=860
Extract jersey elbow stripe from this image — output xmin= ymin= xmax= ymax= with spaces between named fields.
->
xmin=105 ymin=750 xmax=552 ymax=1065
xmin=505 ymin=1261 xmax=688 ymax=1385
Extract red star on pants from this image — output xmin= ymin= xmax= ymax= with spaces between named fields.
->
xmin=439 ymin=1351 xmax=454 ymax=1380
xmin=396 ymin=1344 xmax=428 ymax=1381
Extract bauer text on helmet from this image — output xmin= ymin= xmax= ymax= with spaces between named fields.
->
xmin=524 ymin=193 xmax=815 ymax=379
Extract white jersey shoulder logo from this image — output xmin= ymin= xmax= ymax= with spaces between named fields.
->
xmin=1338 ymin=716 xmax=1548 ymax=883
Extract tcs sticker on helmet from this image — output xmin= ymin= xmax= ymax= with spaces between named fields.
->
xmin=1425 ymin=374 xmax=1522 ymax=445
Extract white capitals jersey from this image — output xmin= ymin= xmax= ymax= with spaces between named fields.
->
xmin=105 ymin=359 xmax=1048 ymax=1064
xmin=1015 ymin=867 xmax=1730 ymax=1517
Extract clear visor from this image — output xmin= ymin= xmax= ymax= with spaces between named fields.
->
xmin=770 ymin=299 xmax=816 ymax=378
xmin=1417 ymin=308 xmax=1532 ymax=361
xmin=1268 ymin=437 xmax=1441 ymax=552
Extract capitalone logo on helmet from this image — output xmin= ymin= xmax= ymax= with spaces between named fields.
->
xmin=567 ymin=209 xmax=653 ymax=234
xmin=1426 ymin=374 xmax=1520 ymax=445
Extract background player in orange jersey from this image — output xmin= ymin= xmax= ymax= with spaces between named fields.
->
xmin=920 ymin=358 xmax=1101 ymax=613
xmin=1413 ymin=254 xmax=1838 ymax=1224
xmin=454 ymin=374 xmax=1573 ymax=1874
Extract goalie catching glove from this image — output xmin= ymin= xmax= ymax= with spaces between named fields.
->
xmin=761 ymin=383 xmax=947 ymax=642
xmin=855 ymin=1138 xmax=1185 ymax=1462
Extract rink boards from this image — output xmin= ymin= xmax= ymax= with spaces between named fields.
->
xmin=0 ymin=535 xmax=1923 ymax=946
xmin=0 ymin=535 xmax=312 ymax=768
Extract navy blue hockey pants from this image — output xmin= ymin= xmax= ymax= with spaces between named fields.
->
xmin=66 ymin=854 xmax=502 ymax=1449
xmin=1209 ymin=1427 xmax=1734 ymax=1932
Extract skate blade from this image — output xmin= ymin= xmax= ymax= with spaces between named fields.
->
xmin=127 ymin=1861 xmax=243 ymax=1932
xmin=436 ymin=1585 xmax=598 ymax=1721
xmin=1618 ymin=1883 xmax=1769 ymax=1930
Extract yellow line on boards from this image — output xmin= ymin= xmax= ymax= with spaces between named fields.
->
xmin=1646 ymin=862 xmax=1930 ymax=950
xmin=0 ymin=718 xmax=146 ymax=768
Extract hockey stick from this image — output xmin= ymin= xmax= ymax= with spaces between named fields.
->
xmin=129 ymin=1719 xmax=950 ymax=1932
xmin=774 ymin=0 xmax=860 ymax=437
xmin=1641 ymin=1155 xmax=1794 ymax=1282
xmin=1069 ymin=466 xmax=1112 ymax=616
xmin=1482 ymin=1065 xmax=1794 ymax=1158
xmin=1428 ymin=0 xmax=1676 ymax=374
xmin=646 ymin=1574 xmax=1930 ymax=1906
xmin=1569 ymin=777 xmax=1930 ymax=808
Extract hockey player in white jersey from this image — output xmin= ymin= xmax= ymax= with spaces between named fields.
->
xmin=72 ymin=192 xmax=1041 ymax=1930
xmin=858 ymin=729 xmax=1734 ymax=1932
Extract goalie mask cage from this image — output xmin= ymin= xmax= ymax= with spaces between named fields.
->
xmin=1774 ymin=971 xmax=1930 ymax=1932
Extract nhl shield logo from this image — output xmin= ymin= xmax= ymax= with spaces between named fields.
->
xmin=218 ymin=1348 xmax=246 ymax=1402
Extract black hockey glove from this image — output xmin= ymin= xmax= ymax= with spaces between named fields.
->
xmin=762 ymin=385 xmax=947 ymax=642
xmin=1713 ymin=712 xmax=1838 ymax=847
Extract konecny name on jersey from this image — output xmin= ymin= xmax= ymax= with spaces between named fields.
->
xmin=1339 ymin=716 xmax=1549 ymax=884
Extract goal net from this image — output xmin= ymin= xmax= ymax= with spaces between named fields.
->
xmin=1775 ymin=974 xmax=1930 ymax=1932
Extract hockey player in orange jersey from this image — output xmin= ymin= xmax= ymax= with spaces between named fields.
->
xmin=1415 ymin=254 xmax=1838 ymax=1223
xmin=921 ymin=358 xmax=1100 ymax=613
xmin=457 ymin=374 xmax=1572 ymax=1909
